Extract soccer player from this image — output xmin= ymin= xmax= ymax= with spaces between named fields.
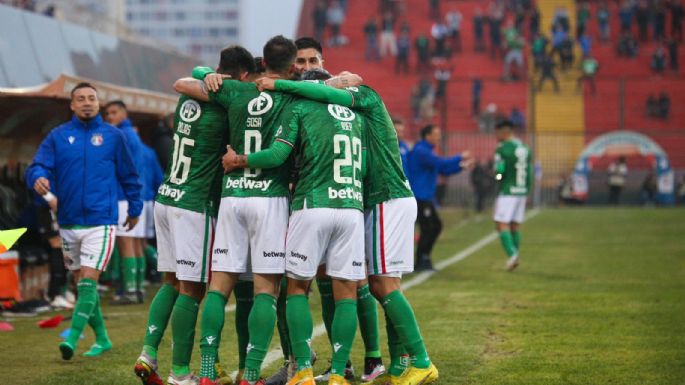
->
xmin=223 ymin=68 xmax=367 ymax=385
xmin=294 ymin=37 xmax=325 ymax=74
xmin=173 ymin=35 xmax=299 ymax=385
xmin=492 ymin=119 xmax=532 ymax=271
xmin=133 ymin=46 xmax=257 ymax=385
xmin=105 ymin=100 xmax=147 ymax=304
xmin=26 ymin=82 xmax=142 ymax=360
xmin=255 ymin=77 xmax=440 ymax=385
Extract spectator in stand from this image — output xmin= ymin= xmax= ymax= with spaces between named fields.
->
xmin=576 ymin=2 xmax=590 ymax=39
xmin=445 ymin=8 xmax=463 ymax=53
xmin=400 ymin=20 xmax=411 ymax=35
xmin=658 ymin=91 xmax=670 ymax=119
xmin=472 ymin=77 xmax=482 ymax=116
xmin=503 ymin=23 xmax=525 ymax=80
xmin=654 ymin=4 xmax=667 ymax=42
xmin=579 ymin=33 xmax=592 ymax=58
xmin=364 ymin=16 xmax=380 ymax=61
xmin=529 ymin=6 xmax=540 ymax=40
xmin=417 ymin=76 xmax=436 ymax=122
xmin=671 ymin=0 xmax=684 ymax=42
xmin=532 ymin=33 xmax=548 ymax=71
xmin=553 ymin=6 xmax=570 ymax=32
xmin=635 ymin=0 xmax=649 ymax=41
xmin=559 ymin=36 xmax=575 ymax=71
xmin=479 ymin=103 xmax=498 ymax=132
xmin=313 ymin=0 xmax=328 ymax=43
xmin=326 ymin=0 xmax=345 ymax=47
xmin=396 ymin=29 xmax=411 ymax=74
xmin=551 ymin=24 xmax=567 ymax=59
xmin=415 ymin=33 xmax=431 ymax=72
xmin=651 ymin=44 xmax=667 ymax=73
xmin=434 ymin=61 xmax=452 ymax=106
xmin=619 ymin=2 xmax=633 ymax=34
xmin=668 ymin=38 xmax=679 ymax=71
xmin=393 ymin=117 xmax=410 ymax=177
xmin=431 ymin=18 xmax=449 ymax=57
xmin=538 ymin=54 xmax=560 ymax=92
xmin=597 ymin=1 xmax=611 ymax=42
xmin=379 ymin=11 xmax=397 ymax=57
xmin=617 ymin=32 xmax=638 ymax=58
xmin=489 ymin=18 xmax=503 ymax=60
xmin=646 ymin=94 xmax=658 ymax=117
xmin=474 ymin=7 xmax=485 ymax=51
xmin=577 ymin=55 xmax=599 ymax=94
xmin=429 ymin=0 xmax=440 ymax=20
xmin=514 ymin=4 xmax=526 ymax=33
xmin=607 ymin=157 xmax=628 ymax=205
xmin=510 ymin=107 xmax=525 ymax=130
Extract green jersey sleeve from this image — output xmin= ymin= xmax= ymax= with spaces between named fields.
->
xmin=208 ymin=79 xmax=241 ymax=109
xmin=192 ymin=66 xmax=215 ymax=80
xmin=247 ymin=140 xmax=294 ymax=169
xmin=275 ymin=79 xmax=354 ymax=106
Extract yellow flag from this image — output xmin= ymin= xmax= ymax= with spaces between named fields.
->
xmin=0 ymin=228 xmax=27 ymax=253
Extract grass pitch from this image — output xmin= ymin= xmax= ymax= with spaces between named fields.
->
xmin=4 ymin=207 xmax=684 ymax=385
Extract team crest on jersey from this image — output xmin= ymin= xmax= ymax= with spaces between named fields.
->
xmin=247 ymin=92 xmax=273 ymax=116
xmin=180 ymin=100 xmax=201 ymax=123
xmin=90 ymin=133 xmax=104 ymax=146
xmin=68 ymin=136 xmax=75 ymax=144
xmin=328 ymin=104 xmax=356 ymax=122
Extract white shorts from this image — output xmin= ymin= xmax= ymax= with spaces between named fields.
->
xmin=286 ymin=208 xmax=365 ymax=281
xmin=60 ymin=225 xmax=116 ymax=272
xmin=144 ymin=201 xmax=155 ymax=239
xmin=155 ymin=203 xmax=215 ymax=282
xmin=117 ymin=200 xmax=146 ymax=238
xmin=364 ymin=197 xmax=417 ymax=276
xmin=493 ymin=195 xmax=527 ymax=223
xmin=212 ymin=197 xmax=288 ymax=275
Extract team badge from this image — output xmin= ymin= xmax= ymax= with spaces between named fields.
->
xmin=180 ymin=100 xmax=201 ymax=123
xmin=68 ymin=136 xmax=75 ymax=144
xmin=91 ymin=133 xmax=104 ymax=146
xmin=328 ymin=104 xmax=356 ymax=122
xmin=247 ymin=92 xmax=273 ymax=116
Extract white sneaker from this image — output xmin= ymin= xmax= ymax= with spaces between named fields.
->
xmin=64 ymin=290 xmax=76 ymax=303
xmin=50 ymin=295 xmax=74 ymax=309
xmin=506 ymin=256 xmax=520 ymax=272
xmin=167 ymin=373 xmax=199 ymax=385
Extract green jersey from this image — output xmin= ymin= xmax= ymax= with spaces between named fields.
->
xmin=210 ymin=80 xmax=295 ymax=198
xmin=156 ymin=96 xmax=228 ymax=216
xmin=274 ymin=80 xmax=413 ymax=208
xmin=494 ymin=138 xmax=532 ymax=196
xmin=276 ymin=99 xmax=366 ymax=211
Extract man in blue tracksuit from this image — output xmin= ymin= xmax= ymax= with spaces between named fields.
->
xmin=26 ymin=82 xmax=142 ymax=360
xmin=407 ymin=124 xmax=473 ymax=271
xmin=393 ymin=116 xmax=411 ymax=178
xmin=104 ymin=100 xmax=147 ymax=303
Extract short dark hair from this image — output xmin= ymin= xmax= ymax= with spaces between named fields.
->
xmin=420 ymin=124 xmax=435 ymax=139
xmin=295 ymin=37 xmax=323 ymax=55
xmin=495 ymin=119 xmax=514 ymax=130
xmin=263 ymin=35 xmax=297 ymax=74
xmin=70 ymin=82 xmax=97 ymax=98
xmin=392 ymin=116 xmax=404 ymax=125
xmin=254 ymin=57 xmax=266 ymax=74
xmin=217 ymin=45 xmax=256 ymax=79
xmin=105 ymin=100 xmax=127 ymax=110
xmin=300 ymin=68 xmax=332 ymax=81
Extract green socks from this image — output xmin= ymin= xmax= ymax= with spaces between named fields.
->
xmin=136 ymin=256 xmax=146 ymax=291
xmin=512 ymin=231 xmax=521 ymax=250
xmin=66 ymin=278 xmax=98 ymax=347
xmin=200 ymin=290 xmax=228 ymax=379
xmin=171 ymin=294 xmax=200 ymax=377
xmin=143 ymin=283 xmax=179 ymax=359
xmin=87 ymin=294 xmax=110 ymax=345
xmin=286 ymin=294 xmax=313 ymax=369
xmin=276 ymin=277 xmax=291 ymax=360
xmin=381 ymin=290 xmax=431 ymax=369
xmin=385 ymin=313 xmax=408 ymax=376
xmin=244 ymin=293 xmax=278 ymax=381
xmin=317 ymin=278 xmax=335 ymax=344
xmin=499 ymin=231 xmax=518 ymax=258
xmin=357 ymin=284 xmax=381 ymax=358
xmin=331 ymin=299 xmax=358 ymax=376
xmin=234 ymin=280 xmax=254 ymax=370
xmin=123 ymin=257 xmax=137 ymax=293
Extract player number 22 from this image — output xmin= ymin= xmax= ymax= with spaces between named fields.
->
xmin=170 ymin=134 xmax=195 ymax=184
xmin=333 ymin=134 xmax=362 ymax=188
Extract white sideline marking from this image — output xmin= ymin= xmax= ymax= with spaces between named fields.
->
xmin=231 ymin=208 xmax=541 ymax=378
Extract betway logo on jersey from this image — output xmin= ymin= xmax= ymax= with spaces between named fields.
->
xmin=328 ymin=186 xmax=362 ymax=202
xmin=263 ymin=251 xmax=285 ymax=258
xmin=158 ymin=183 xmax=186 ymax=201
xmin=225 ymin=176 xmax=272 ymax=191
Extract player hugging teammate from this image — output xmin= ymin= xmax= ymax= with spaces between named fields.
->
xmin=135 ymin=35 xmax=439 ymax=385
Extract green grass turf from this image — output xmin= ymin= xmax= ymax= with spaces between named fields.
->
xmin=3 ymin=207 xmax=684 ymax=385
